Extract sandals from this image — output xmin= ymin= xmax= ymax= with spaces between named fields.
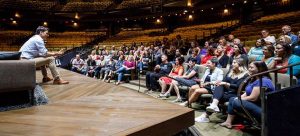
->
xmin=219 ymin=122 xmax=232 ymax=129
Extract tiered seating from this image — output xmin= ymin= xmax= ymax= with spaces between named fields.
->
xmin=46 ymin=31 xmax=106 ymax=50
xmin=61 ymin=1 xmax=112 ymax=12
xmin=0 ymin=31 xmax=106 ymax=51
xmin=231 ymin=11 xmax=300 ymax=48
xmin=99 ymin=20 xmax=239 ymax=48
xmin=0 ymin=0 xmax=57 ymax=11
xmin=116 ymin=0 xmax=161 ymax=9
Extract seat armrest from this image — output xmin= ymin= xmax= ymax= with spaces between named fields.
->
xmin=0 ymin=60 xmax=36 ymax=92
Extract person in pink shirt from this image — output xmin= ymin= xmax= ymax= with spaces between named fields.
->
xmin=115 ymin=55 xmax=136 ymax=85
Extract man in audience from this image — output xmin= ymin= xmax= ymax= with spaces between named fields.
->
xmin=146 ymin=54 xmax=172 ymax=92
xmin=227 ymin=34 xmax=235 ymax=47
xmin=261 ymin=29 xmax=276 ymax=45
xmin=71 ymin=54 xmax=85 ymax=74
xmin=19 ymin=26 xmax=69 ymax=84
xmin=282 ymin=25 xmax=298 ymax=46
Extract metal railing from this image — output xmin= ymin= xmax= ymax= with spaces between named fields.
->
xmin=237 ymin=61 xmax=300 ymax=136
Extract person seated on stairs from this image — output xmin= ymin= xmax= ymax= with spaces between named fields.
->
xmin=164 ymin=58 xmax=200 ymax=103
xmin=179 ymin=57 xmax=223 ymax=106
xmin=196 ymin=58 xmax=248 ymax=123
xmin=114 ymin=55 xmax=135 ymax=85
xmin=158 ymin=57 xmax=184 ymax=97
xmin=220 ymin=61 xmax=275 ymax=129
xmin=146 ymin=54 xmax=172 ymax=92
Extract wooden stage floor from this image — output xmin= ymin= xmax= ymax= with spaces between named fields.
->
xmin=0 ymin=68 xmax=194 ymax=136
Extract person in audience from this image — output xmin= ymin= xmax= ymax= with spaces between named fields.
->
xmin=180 ymin=57 xmax=223 ymax=107
xmin=114 ymin=55 xmax=135 ymax=85
xmin=187 ymin=48 xmax=201 ymax=64
xmin=100 ymin=57 xmax=116 ymax=81
xmin=282 ymin=25 xmax=298 ymax=46
xmin=146 ymin=55 xmax=172 ymax=92
xmin=91 ymin=50 xmax=98 ymax=60
xmin=261 ymin=29 xmax=276 ymax=45
xmin=164 ymin=58 xmax=199 ymax=102
xmin=215 ymin=45 xmax=229 ymax=68
xmin=273 ymin=42 xmax=300 ymax=84
xmin=262 ymin=45 xmax=275 ymax=69
xmin=295 ymin=31 xmax=300 ymax=56
xmin=228 ymin=44 xmax=248 ymax=68
xmin=233 ymin=38 xmax=247 ymax=53
xmin=248 ymin=39 xmax=264 ymax=62
xmin=187 ymin=41 xmax=196 ymax=57
xmin=106 ymin=55 xmax=125 ymax=83
xmin=84 ymin=55 xmax=96 ymax=77
xmin=19 ymin=26 xmax=68 ymax=84
xmin=201 ymin=46 xmax=214 ymax=65
xmin=137 ymin=50 xmax=151 ymax=73
xmin=93 ymin=55 xmax=106 ymax=79
xmin=220 ymin=61 xmax=275 ymax=129
xmin=158 ymin=57 xmax=184 ymax=97
xmin=94 ymin=46 xmax=100 ymax=55
xmin=227 ymin=34 xmax=235 ymax=47
xmin=278 ymin=35 xmax=292 ymax=45
xmin=219 ymin=39 xmax=231 ymax=56
xmin=200 ymin=41 xmax=209 ymax=57
xmin=153 ymin=46 xmax=162 ymax=65
xmin=196 ymin=58 xmax=248 ymax=123
xmin=71 ymin=54 xmax=85 ymax=74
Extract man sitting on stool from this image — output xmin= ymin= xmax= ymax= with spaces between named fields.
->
xmin=19 ymin=26 xmax=69 ymax=85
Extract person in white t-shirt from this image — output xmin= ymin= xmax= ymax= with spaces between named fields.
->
xmin=261 ymin=29 xmax=276 ymax=46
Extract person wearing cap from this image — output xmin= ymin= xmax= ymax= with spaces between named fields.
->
xmin=19 ymin=26 xmax=69 ymax=84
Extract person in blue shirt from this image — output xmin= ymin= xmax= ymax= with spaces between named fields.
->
xmin=220 ymin=61 xmax=275 ymax=129
xmin=19 ymin=26 xmax=69 ymax=84
xmin=248 ymin=39 xmax=264 ymax=61
xmin=282 ymin=25 xmax=298 ymax=46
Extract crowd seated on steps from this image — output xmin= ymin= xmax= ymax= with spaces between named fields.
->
xmin=70 ymin=24 xmax=300 ymax=130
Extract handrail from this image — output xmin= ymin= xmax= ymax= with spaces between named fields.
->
xmin=237 ymin=61 xmax=300 ymax=135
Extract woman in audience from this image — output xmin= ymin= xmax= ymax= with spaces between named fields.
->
xmin=262 ymin=44 xmax=275 ymax=69
xmin=248 ymin=39 xmax=264 ymax=62
xmin=293 ymin=31 xmax=300 ymax=56
xmin=196 ymin=58 xmax=248 ymax=123
xmin=220 ymin=61 xmax=275 ymax=129
xmin=187 ymin=48 xmax=201 ymax=64
xmin=158 ymin=57 xmax=184 ymax=97
xmin=91 ymin=50 xmax=98 ymax=60
xmin=278 ymin=35 xmax=292 ymax=45
xmin=106 ymin=55 xmax=125 ymax=83
xmin=200 ymin=41 xmax=209 ymax=57
xmin=137 ymin=50 xmax=151 ymax=73
xmin=201 ymin=46 xmax=215 ymax=65
xmin=164 ymin=58 xmax=199 ymax=102
xmin=228 ymin=44 xmax=248 ymax=68
xmin=272 ymin=42 xmax=300 ymax=84
xmin=115 ymin=55 xmax=136 ymax=85
xmin=100 ymin=57 xmax=116 ymax=81
xmin=180 ymin=57 xmax=224 ymax=107
xmin=214 ymin=45 xmax=229 ymax=68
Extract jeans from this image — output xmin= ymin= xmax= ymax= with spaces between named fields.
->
xmin=137 ymin=62 xmax=148 ymax=71
xmin=146 ymin=72 xmax=162 ymax=90
xmin=213 ymin=86 xmax=237 ymax=102
xmin=116 ymin=67 xmax=127 ymax=81
xmin=227 ymin=97 xmax=261 ymax=121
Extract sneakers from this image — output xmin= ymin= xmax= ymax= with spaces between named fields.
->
xmin=206 ymin=103 xmax=220 ymax=113
xmin=53 ymin=79 xmax=69 ymax=85
xmin=158 ymin=92 xmax=170 ymax=98
xmin=179 ymin=101 xmax=188 ymax=107
xmin=195 ymin=114 xmax=210 ymax=123
xmin=42 ymin=77 xmax=53 ymax=83
xmin=172 ymin=98 xmax=183 ymax=103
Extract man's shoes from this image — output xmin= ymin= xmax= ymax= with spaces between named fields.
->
xmin=206 ymin=103 xmax=220 ymax=113
xmin=42 ymin=77 xmax=53 ymax=83
xmin=53 ymin=79 xmax=69 ymax=85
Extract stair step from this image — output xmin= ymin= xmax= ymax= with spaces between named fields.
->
xmin=120 ymin=83 xmax=148 ymax=93
xmin=129 ymin=80 xmax=146 ymax=88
